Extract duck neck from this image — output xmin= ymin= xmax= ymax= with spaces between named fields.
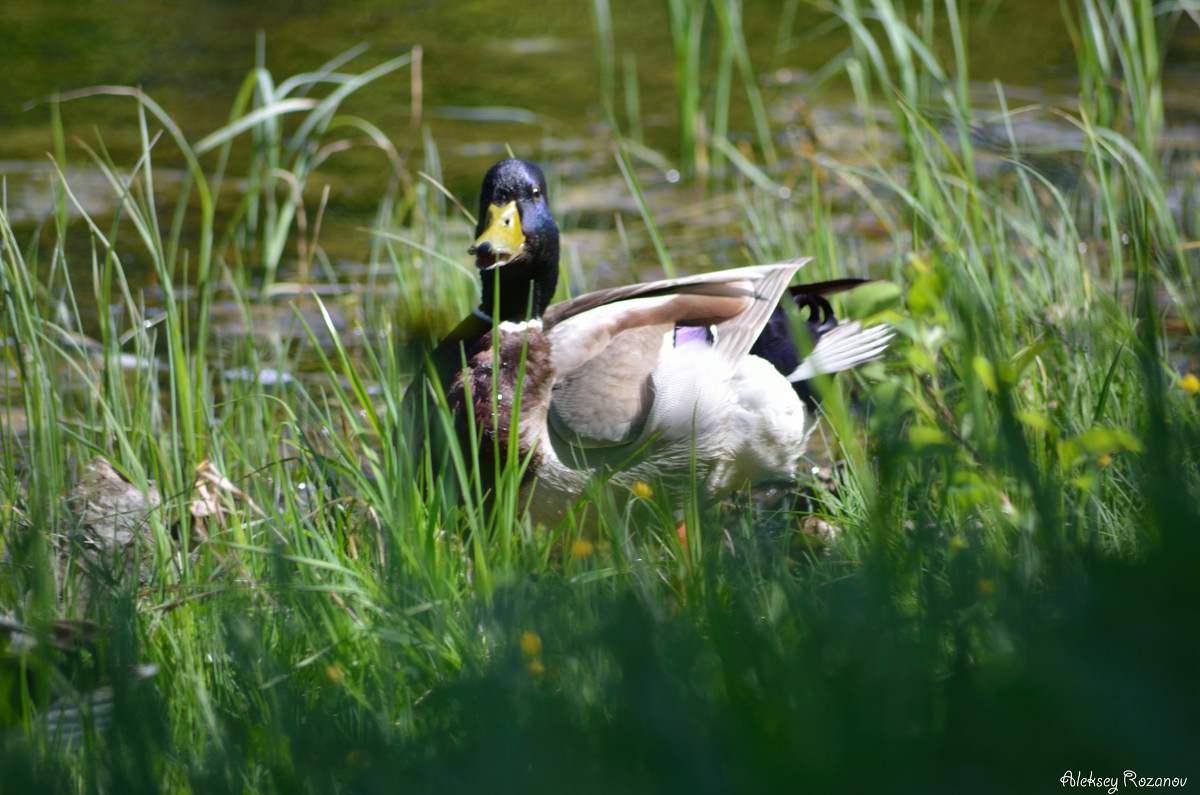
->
xmin=478 ymin=258 xmax=558 ymax=324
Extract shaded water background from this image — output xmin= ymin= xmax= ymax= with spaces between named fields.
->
xmin=3 ymin=0 xmax=1200 ymax=346
xmin=0 ymin=1 xmax=1124 ymax=224
xmin=3 ymin=0 xmax=1087 ymax=183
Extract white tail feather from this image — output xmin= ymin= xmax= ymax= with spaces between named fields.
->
xmin=786 ymin=321 xmax=892 ymax=382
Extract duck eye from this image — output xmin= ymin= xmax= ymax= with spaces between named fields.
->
xmin=532 ymin=187 xmax=540 ymax=197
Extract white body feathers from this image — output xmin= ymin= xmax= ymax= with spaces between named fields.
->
xmin=508 ymin=263 xmax=891 ymax=526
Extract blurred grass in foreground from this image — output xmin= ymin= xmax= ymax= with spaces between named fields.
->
xmin=2 ymin=1 xmax=1199 ymax=792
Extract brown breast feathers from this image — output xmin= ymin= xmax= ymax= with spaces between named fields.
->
xmin=445 ymin=326 xmax=554 ymax=495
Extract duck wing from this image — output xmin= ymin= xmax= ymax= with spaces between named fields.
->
xmin=545 ymin=261 xmax=808 ymax=366
xmin=544 ymin=262 xmax=804 ymax=449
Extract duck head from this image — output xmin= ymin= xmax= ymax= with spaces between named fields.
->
xmin=468 ymin=158 xmax=561 ymax=323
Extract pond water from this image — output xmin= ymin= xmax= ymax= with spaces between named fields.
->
xmin=3 ymin=1 xmax=1145 ymax=217
xmin=3 ymin=0 xmax=1199 ymax=359
xmin=4 ymin=1 xmax=1087 ymax=181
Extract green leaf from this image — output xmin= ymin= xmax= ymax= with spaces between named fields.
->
xmin=1011 ymin=339 xmax=1052 ymax=379
xmin=842 ymin=280 xmax=903 ymax=319
xmin=1016 ymin=411 xmax=1054 ymax=435
xmin=948 ymin=470 xmax=995 ymax=510
xmin=1070 ymin=473 xmax=1099 ymax=492
xmin=904 ymin=346 xmax=937 ymax=375
xmin=1072 ymin=426 xmax=1144 ymax=454
xmin=972 ymin=355 xmax=997 ymax=393
xmin=1058 ymin=426 xmax=1144 ymax=467
xmin=908 ymin=424 xmax=953 ymax=454
xmin=907 ymin=271 xmax=945 ymax=316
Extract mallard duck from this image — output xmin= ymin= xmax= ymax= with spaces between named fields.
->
xmin=415 ymin=158 xmax=890 ymax=527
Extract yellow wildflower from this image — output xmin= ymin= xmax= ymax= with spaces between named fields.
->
xmin=526 ymin=660 xmax=546 ymax=676
xmin=1179 ymin=373 xmax=1200 ymax=395
xmin=345 ymin=750 xmax=370 ymax=768
xmin=1097 ymin=453 xmax=1113 ymax=468
xmin=520 ymin=631 xmax=543 ymax=657
xmin=632 ymin=480 xmax=653 ymax=499
xmin=570 ymin=538 xmax=595 ymax=558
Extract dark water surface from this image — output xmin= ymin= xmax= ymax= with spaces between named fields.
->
xmin=3 ymin=1 xmax=1088 ymax=199
xmin=2 ymin=0 xmax=1199 ymax=347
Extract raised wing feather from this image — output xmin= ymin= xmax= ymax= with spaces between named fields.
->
xmin=542 ymin=260 xmax=811 ymax=330
xmin=545 ymin=262 xmax=803 ymax=452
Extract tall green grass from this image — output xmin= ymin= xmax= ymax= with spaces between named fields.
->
xmin=661 ymin=0 xmax=777 ymax=177
xmin=2 ymin=1 xmax=1199 ymax=792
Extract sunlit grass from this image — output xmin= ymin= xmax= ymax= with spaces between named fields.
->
xmin=2 ymin=1 xmax=1199 ymax=792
